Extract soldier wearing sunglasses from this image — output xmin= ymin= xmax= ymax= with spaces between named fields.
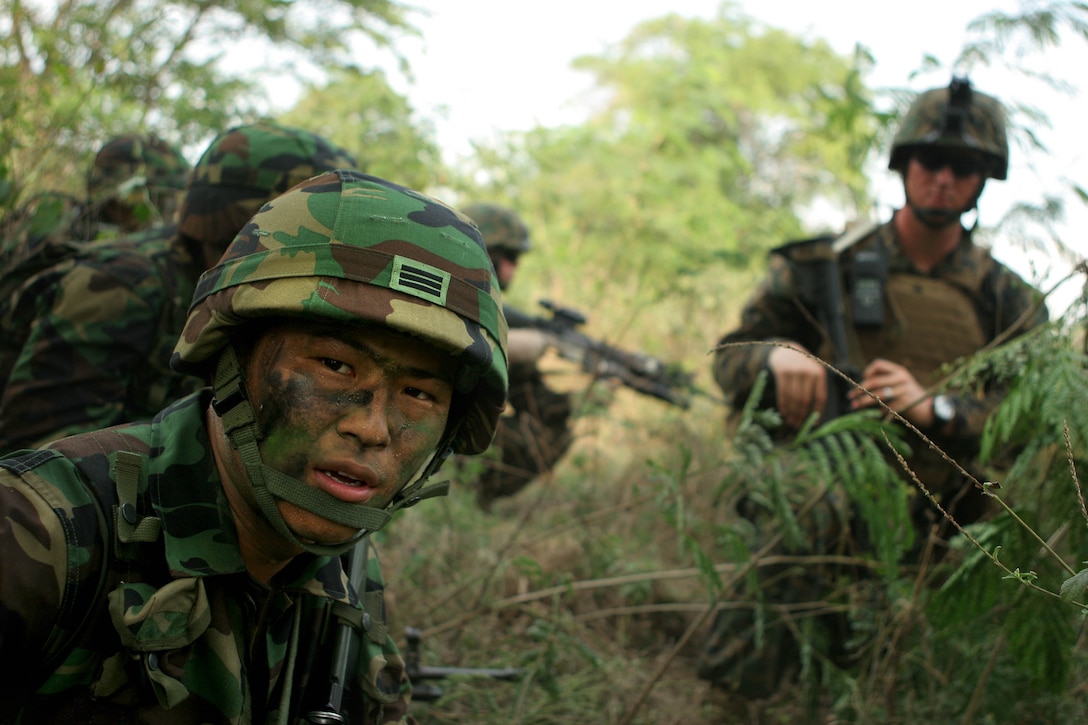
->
xmin=700 ymin=77 xmax=1049 ymax=702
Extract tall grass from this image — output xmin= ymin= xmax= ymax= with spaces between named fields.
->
xmin=378 ymin=271 xmax=1088 ymax=724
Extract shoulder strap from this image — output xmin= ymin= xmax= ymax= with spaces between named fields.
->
xmin=832 ymin=219 xmax=882 ymax=255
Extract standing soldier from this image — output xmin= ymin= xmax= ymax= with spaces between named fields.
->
xmin=0 ymin=123 xmax=356 ymax=452
xmin=699 ymin=77 xmax=1049 ymax=700
xmin=460 ymin=202 xmax=574 ymax=510
xmin=0 ymin=170 xmax=509 ymax=722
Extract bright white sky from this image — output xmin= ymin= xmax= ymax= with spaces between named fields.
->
xmin=351 ymin=0 xmax=1085 ymax=314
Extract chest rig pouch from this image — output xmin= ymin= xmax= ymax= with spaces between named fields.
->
xmin=850 ymin=245 xmax=889 ymax=329
xmin=854 ymin=273 xmax=986 ymax=387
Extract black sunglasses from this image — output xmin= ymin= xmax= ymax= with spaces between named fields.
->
xmin=913 ymin=148 xmax=985 ymax=178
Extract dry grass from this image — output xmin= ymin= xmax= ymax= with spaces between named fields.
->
xmin=376 ymin=389 xmax=740 ymax=724
xmin=372 ymin=287 xmax=1088 ymax=724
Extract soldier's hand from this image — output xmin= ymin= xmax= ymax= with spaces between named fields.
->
xmin=767 ymin=342 xmax=826 ymax=429
xmin=850 ymin=358 xmax=935 ymax=427
xmin=507 ymin=328 xmax=554 ymax=365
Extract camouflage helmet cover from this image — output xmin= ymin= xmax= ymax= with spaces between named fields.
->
xmin=889 ymin=77 xmax=1009 ymax=180
xmin=173 ymin=170 xmax=509 ymax=455
xmin=460 ymin=202 xmax=532 ymax=255
xmin=86 ymin=134 xmax=191 ymax=222
xmin=177 ymin=122 xmax=358 ymax=257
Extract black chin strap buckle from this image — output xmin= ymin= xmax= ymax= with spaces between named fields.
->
xmin=211 ymin=388 xmax=246 ymax=417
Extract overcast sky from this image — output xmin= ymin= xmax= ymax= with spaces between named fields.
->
xmin=337 ymin=0 xmax=1085 ymax=312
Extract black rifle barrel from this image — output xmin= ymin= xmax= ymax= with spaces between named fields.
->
xmin=300 ymin=539 xmax=370 ymax=724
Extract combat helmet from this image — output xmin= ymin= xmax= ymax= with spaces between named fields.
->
xmin=888 ymin=76 xmax=1009 ymax=180
xmin=461 ymin=202 xmax=532 ymax=256
xmin=86 ymin=134 xmax=191 ymax=230
xmin=172 ymin=170 xmax=509 ymax=553
xmin=176 ymin=122 xmax=358 ymax=267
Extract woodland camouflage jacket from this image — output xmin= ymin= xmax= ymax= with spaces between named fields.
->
xmin=0 ymin=390 xmax=413 ymax=723
xmin=712 ymin=219 xmax=1049 ymax=444
xmin=0 ymin=225 xmax=205 ymax=453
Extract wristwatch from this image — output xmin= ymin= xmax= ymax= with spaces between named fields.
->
xmin=932 ymin=395 xmax=956 ymax=426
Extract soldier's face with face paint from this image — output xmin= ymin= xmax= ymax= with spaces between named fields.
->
xmin=241 ymin=319 xmax=456 ymax=545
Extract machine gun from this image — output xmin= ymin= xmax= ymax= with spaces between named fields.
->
xmin=503 ymin=300 xmax=696 ymax=409
xmin=403 ymin=626 xmax=522 ymax=702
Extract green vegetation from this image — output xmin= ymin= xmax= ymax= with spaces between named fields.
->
xmin=380 ymin=319 xmax=1088 ymax=724
xmin=0 ymin=0 xmax=419 ymax=206
xmin=381 ymin=5 xmax=1088 ymax=723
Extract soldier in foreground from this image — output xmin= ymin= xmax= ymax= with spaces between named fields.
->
xmin=460 ymin=202 xmax=574 ymax=510
xmin=0 ymin=123 xmax=355 ymax=452
xmin=699 ymin=78 xmax=1049 ymax=699
xmin=0 ymin=170 xmax=509 ymax=722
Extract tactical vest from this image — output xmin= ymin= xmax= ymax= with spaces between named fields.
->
xmin=854 ymin=273 xmax=987 ymax=386
xmin=845 ymin=241 xmax=993 ymax=502
xmin=829 ymin=230 xmax=994 ymax=386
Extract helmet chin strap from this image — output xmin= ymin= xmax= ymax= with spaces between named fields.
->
xmin=907 ymin=202 xmax=962 ymax=229
xmin=211 ymin=346 xmax=450 ymax=557
xmin=904 ymin=178 xmax=985 ymax=232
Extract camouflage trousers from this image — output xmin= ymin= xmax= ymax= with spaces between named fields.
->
xmin=696 ymin=448 xmax=990 ymax=700
xmin=696 ymin=480 xmax=861 ymax=699
xmin=474 ymin=365 xmax=573 ymax=510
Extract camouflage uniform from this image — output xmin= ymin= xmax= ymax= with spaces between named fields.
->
xmin=86 ymin=133 xmax=192 ymax=235
xmin=479 ymin=367 xmax=573 ymax=508
xmin=713 ymin=221 xmax=1047 ymax=482
xmin=698 ymin=79 xmax=1049 ymax=698
xmin=0 ymin=392 xmax=412 ymax=723
xmin=460 ymin=203 xmax=573 ymax=509
xmin=0 ymin=171 xmax=509 ymax=723
xmin=0 ymin=123 xmax=356 ymax=452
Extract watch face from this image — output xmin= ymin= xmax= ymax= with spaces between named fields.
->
xmin=934 ymin=395 xmax=955 ymax=423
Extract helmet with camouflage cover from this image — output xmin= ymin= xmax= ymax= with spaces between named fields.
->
xmin=889 ymin=77 xmax=1009 ymax=181
xmin=86 ymin=134 xmax=191 ymax=230
xmin=461 ymin=202 xmax=532 ymax=255
xmin=176 ymin=122 xmax=358 ymax=266
xmin=172 ymin=170 xmax=509 ymax=552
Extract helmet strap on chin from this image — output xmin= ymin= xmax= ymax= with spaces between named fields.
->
xmin=211 ymin=345 xmax=395 ymax=556
xmin=904 ymin=178 xmax=985 ymax=232
xmin=907 ymin=202 xmax=963 ymax=230
xmin=384 ymin=430 xmax=462 ymax=514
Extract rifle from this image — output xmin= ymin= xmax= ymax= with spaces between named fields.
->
xmin=296 ymin=538 xmax=372 ymax=725
xmin=503 ymin=299 xmax=696 ymax=409
xmin=773 ymin=224 xmax=879 ymax=421
xmin=403 ymin=626 xmax=522 ymax=702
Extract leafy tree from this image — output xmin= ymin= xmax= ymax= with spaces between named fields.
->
xmin=0 ymin=0 xmax=418 ymax=209
xmin=452 ymin=6 xmax=881 ymax=374
xmin=276 ymin=68 xmax=444 ymax=192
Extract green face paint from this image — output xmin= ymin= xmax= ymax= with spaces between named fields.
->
xmin=242 ymin=320 xmax=454 ymax=539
